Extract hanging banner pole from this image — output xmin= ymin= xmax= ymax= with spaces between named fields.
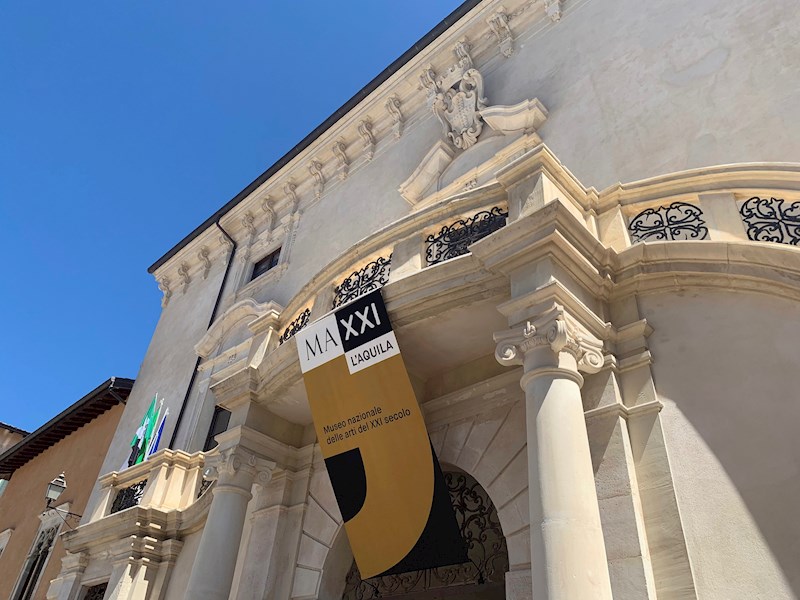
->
xmin=295 ymin=289 xmax=466 ymax=579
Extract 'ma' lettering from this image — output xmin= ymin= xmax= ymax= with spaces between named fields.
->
xmin=305 ymin=328 xmax=339 ymax=359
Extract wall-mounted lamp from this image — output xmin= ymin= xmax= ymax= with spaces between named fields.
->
xmin=44 ymin=473 xmax=82 ymax=520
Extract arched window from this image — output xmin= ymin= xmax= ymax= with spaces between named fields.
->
xmin=342 ymin=470 xmax=508 ymax=599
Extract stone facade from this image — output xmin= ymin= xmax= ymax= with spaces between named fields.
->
xmin=50 ymin=0 xmax=800 ymax=599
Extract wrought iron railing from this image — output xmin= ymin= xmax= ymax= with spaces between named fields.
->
xmin=83 ymin=583 xmax=108 ymax=600
xmin=109 ymin=479 xmax=148 ymax=514
xmin=628 ymin=202 xmax=708 ymax=243
xmin=425 ymin=207 xmax=508 ymax=265
xmin=739 ymin=196 xmax=800 ymax=245
xmin=279 ymin=308 xmax=311 ymax=345
xmin=196 ymin=479 xmax=214 ymax=499
xmin=332 ymin=255 xmax=392 ymax=308
xmin=342 ymin=471 xmax=508 ymax=598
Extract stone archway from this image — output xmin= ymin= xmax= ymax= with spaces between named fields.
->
xmin=341 ymin=470 xmax=509 ymax=599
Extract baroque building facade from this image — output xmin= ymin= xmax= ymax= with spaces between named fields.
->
xmin=48 ymin=0 xmax=800 ymax=598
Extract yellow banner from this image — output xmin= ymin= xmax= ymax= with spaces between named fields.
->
xmin=296 ymin=290 xmax=465 ymax=578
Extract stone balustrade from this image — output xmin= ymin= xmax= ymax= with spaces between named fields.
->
xmin=88 ymin=448 xmax=213 ymax=522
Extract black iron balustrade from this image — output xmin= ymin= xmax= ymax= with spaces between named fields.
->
xmin=196 ymin=479 xmax=214 ymax=499
xmin=425 ymin=207 xmax=508 ymax=265
xmin=83 ymin=583 xmax=108 ymax=600
xmin=332 ymin=255 xmax=392 ymax=309
xmin=628 ymin=202 xmax=708 ymax=243
xmin=739 ymin=196 xmax=800 ymax=245
xmin=109 ymin=479 xmax=148 ymax=514
xmin=342 ymin=471 xmax=509 ymax=598
xmin=279 ymin=308 xmax=311 ymax=345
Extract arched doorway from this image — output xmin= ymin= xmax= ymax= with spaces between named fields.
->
xmin=342 ymin=470 xmax=509 ymax=599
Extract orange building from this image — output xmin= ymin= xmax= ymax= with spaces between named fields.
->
xmin=0 ymin=378 xmax=132 ymax=600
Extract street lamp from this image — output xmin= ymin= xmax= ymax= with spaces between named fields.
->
xmin=44 ymin=473 xmax=82 ymax=521
xmin=46 ymin=472 xmax=67 ymax=507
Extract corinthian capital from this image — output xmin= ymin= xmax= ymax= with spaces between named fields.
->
xmin=494 ymin=305 xmax=605 ymax=374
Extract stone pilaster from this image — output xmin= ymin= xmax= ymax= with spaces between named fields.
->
xmin=184 ymin=445 xmax=275 ymax=600
xmin=495 ymin=304 xmax=613 ymax=600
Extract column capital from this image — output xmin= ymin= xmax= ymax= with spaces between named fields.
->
xmin=494 ymin=304 xmax=605 ymax=380
xmin=206 ymin=445 xmax=276 ymax=492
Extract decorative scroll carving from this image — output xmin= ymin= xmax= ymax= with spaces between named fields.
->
xmin=333 ymin=141 xmax=349 ymax=181
xmin=110 ymin=479 xmax=148 ymax=514
xmin=739 ymin=196 xmax=800 ymax=245
xmin=385 ymin=95 xmax=404 ymax=138
xmin=158 ymin=277 xmax=172 ymax=308
xmin=279 ymin=308 xmax=311 ymax=345
xmin=342 ymin=471 xmax=508 ymax=598
xmin=284 ymin=181 xmax=299 ymax=214
xmin=628 ymin=202 xmax=709 ymax=243
xmin=487 ymin=7 xmax=514 ymax=57
xmin=178 ymin=263 xmax=191 ymax=293
xmin=494 ymin=305 xmax=605 ymax=375
xmin=544 ymin=0 xmax=562 ymax=22
xmin=261 ymin=196 xmax=276 ymax=231
xmin=83 ymin=583 xmax=108 ymax=600
xmin=242 ymin=211 xmax=257 ymax=241
xmin=332 ymin=255 xmax=392 ymax=309
xmin=198 ymin=246 xmax=211 ymax=279
xmin=309 ymin=161 xmax=325 ymax=200
xmin=425 ymin=207 xmax=508 ymax=265
xmin=219 ymin=233 xmax=234 ymax=258
xmin=357 ymin=119 xmax=376 ymax=162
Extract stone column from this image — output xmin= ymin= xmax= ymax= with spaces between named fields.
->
xmin=185 ymin=447 xmax=274 ymax=600
xmin=495 ymin=305 xmax=613 ymax=600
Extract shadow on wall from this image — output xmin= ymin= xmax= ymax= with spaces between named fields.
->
xmin=642 ymin=291 xmax=800 ymax=597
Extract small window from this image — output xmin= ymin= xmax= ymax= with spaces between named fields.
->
xmin=251 ymin=248 xmax=281 ymax=281
xmin=203 ymin=406 xmax=232 ymax=452
xmin=11 ymin=524 xmax=60 ymax=600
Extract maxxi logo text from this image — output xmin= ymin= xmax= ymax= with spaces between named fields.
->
xmin=339 ymin=302 xmax=382 ymax=341
xmin=335 ymin=290 xmax=393 ymax=353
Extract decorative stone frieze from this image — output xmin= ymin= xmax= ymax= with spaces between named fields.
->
xmin=261 ymin=196 xmax=276 ymax=231
xmin=284 ymin=180 xmax=299 ymax=214
xmin=178 ymin=263 xmax=191 ymax=293
xmin=198 ymin=246 xmax=211 ymax=279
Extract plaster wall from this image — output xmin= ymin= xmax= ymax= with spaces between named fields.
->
xmin=0 ymin=405 xmax=124 ymax=600
xmin=84 ymin=259 xmax=226 ymax=522
xmin=640 ymin=290 xmax=800 ymax=598
xmin=238 ymin=0 xmax=799 ymax=311
xmin=0 ymin=427 xmax=26 ymax=455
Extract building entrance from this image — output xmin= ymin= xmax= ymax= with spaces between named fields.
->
xmin=342 ymin=470 xmax=508 ymax=599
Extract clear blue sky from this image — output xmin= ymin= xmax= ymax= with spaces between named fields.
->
xmin=0 ymin=1 xmax=464 ymax=432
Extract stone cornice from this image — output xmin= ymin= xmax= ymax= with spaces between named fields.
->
xmin=152 ymin=0 xmax=556 ymax=283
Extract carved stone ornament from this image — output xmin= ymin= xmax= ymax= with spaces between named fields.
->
xmin=158 ymin=277 xmax=172 ymax=308
xmin=544 ymin=0 xmax=562 ymax=22
xmin=494 ymin=305 xmax=605 ymax=376
xmin=385 ymin=95 xmax=404 ymax=138
xmin=219 ymin=233 xmax=234 ymax=257
xmin=333 ymin=140 xmax=349 ymax=180
xmin=421 ymin=40 xmax=488 ymax=150
xmin=208 ymin=447 xmax=276 ymax=490
xmin=198 ymin=246 xmax=211 ymax=280
xmin=261 ymin=196 xmax=276 ymax=231
xmin=309 ymin=160 xmax=325 ymax=199
xmin=284 ymin=180 xmax=299 ymax=214
xmin=487 ymin=7 xmax=514 ymax=57
xmin=178 ymin=263 xmax=191 ymax=293
xmin=358 ymin=119 xmax=376 ymax=162
xmin=242 ymin=211 xmax=257 ymax=241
